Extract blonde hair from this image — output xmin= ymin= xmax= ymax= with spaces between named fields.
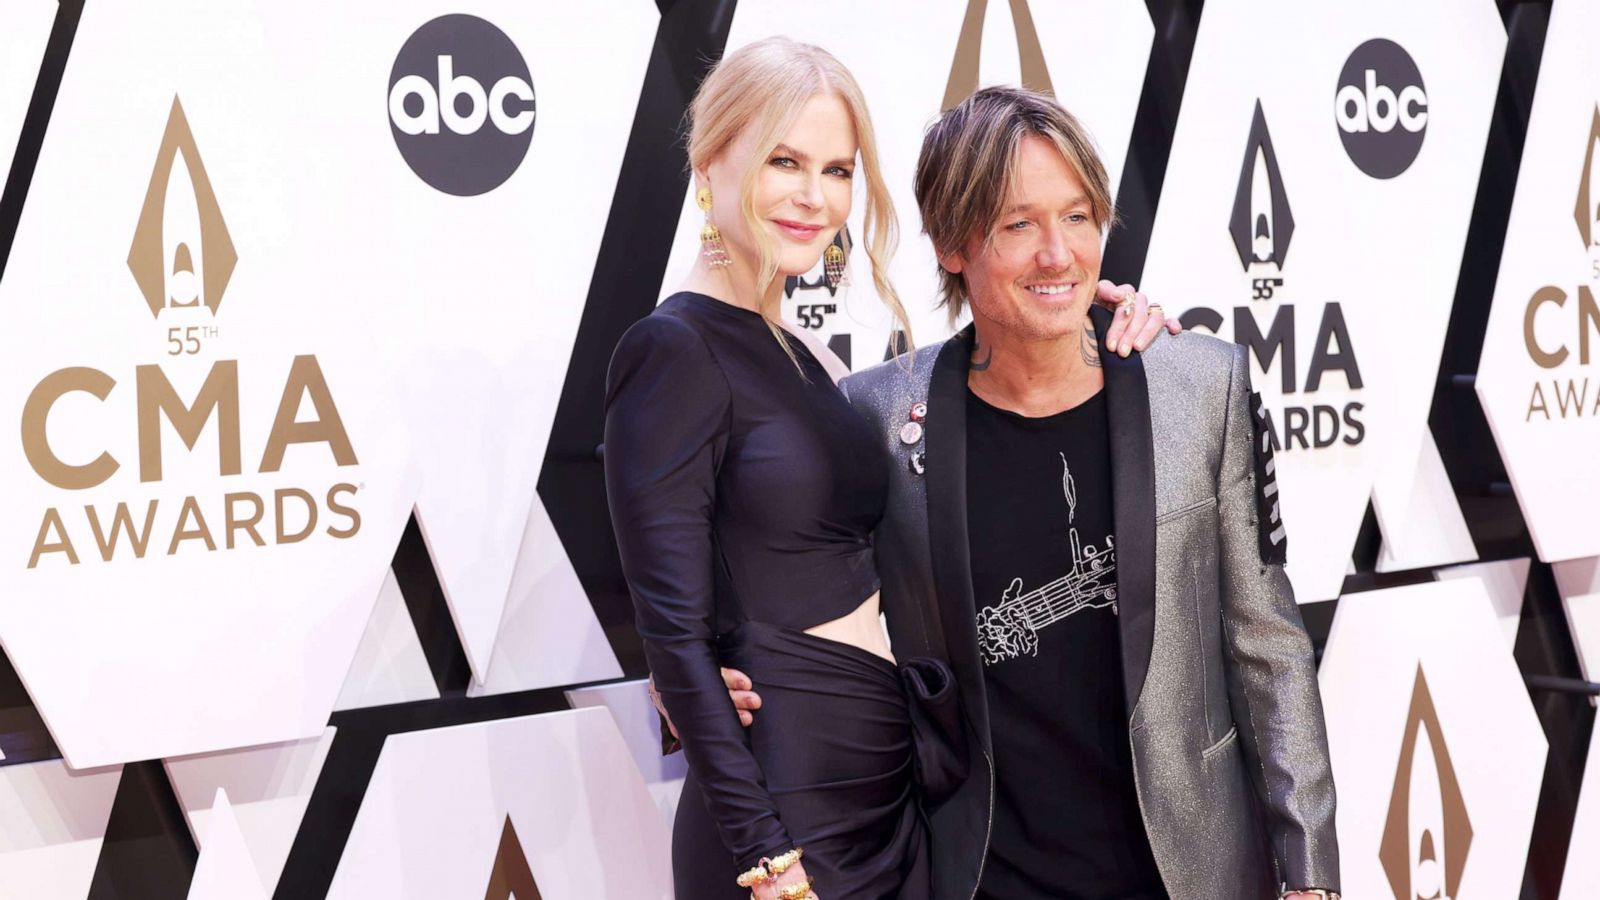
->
xmin=914 ymin=86 xmax=1117 ymax=322
xmin=687 ymin=36 xmax=912 ymax=363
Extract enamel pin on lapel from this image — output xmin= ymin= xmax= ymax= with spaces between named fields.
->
xmin=904 ymin=401 xmax=927 ymax=475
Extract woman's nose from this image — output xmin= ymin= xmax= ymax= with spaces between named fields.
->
xmin=794 ymin=174 xmax=824 ymax=211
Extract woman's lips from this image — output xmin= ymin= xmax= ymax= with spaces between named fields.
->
xmin=773 ymin=219 xmax=824 ymax=241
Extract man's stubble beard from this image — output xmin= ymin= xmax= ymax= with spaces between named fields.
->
xmin=971 ymin=285 xmax=1093 ymax=345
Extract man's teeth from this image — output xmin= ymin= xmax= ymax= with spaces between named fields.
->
xmin=1026 ymin=284 xmax=1073 ymax=295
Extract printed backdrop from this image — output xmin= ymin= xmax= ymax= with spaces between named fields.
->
xmin=0 ymin=1 xmax=1593 ymax=898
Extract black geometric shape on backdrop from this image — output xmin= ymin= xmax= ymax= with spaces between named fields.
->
xmin=1429 ymin=0 xmax=1545 ymax=563
xmin=0 ymin=645 xmax=60 ymax=767
xmin=87 ymin=760 xmax=198 ymax=900
xmin=882 ymin=329 xmax=909 ymax=362
xmin=274 ymin=686 xmax=572 ymax=900
xmin=1099 ymin=0 xmax=1202 ymax=288
xmin=1514 ymin=557 xmax=1594 ymax=900
xmin=535 ymin=0 xmax=735 ymax=676
xmin=391 ymin=513 xmax=473 ymax=695
xmin=0 ymin=0 xmax=84 ymax=284
xmin=828 ymin=333 xmax=852 ymax=369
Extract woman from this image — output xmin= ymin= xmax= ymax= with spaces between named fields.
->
xmin=604 ymin=38 xmax=1166 ymax=899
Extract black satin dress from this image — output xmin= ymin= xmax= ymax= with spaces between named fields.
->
xmin=604 ymin=292 xmax=942 ymax=899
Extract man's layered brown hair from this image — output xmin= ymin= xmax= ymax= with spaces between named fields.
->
xmin=914 ymin=86 xmax=1116 ymax=321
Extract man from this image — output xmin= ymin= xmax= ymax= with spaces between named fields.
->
xmin=668 ymin=86 xmax=1339 ymax=899
xmin=850 ymin=86 xmax=1339 ymax=899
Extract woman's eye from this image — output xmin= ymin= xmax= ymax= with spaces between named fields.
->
xmin=826 ymin=166 xmax=853 ymax=179
xmin=770 ymin=156 xmax=797 ymax=169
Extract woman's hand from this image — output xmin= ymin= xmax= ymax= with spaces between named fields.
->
xmin=750 ymin=859 xmax=815 ymax=900
xmin=1094 ymin=280 xmax=1182 ymax=356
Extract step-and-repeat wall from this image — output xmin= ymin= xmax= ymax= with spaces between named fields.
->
xmin=0 ymin=0 xmax=1596 ymax=897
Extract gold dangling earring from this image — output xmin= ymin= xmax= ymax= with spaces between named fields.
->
xmin=823 ymin=240 xmax=847 ymax=289
xmin=697 ymin=187 xmax=732 ymax=268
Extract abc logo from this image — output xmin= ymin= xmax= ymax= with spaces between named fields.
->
xmin=1334 ymin=39 xmax=1427 ymax=179
xmin=388 ymin=15 xmax=535 ymax=196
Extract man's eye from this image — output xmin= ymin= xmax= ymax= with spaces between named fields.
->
xmin=1067 ymin=213 xmax=1089 ymax=224
xmin=1006 ymin=220 xmax=1030 ymax=231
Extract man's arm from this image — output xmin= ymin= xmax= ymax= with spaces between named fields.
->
xmin=1214 ymin=343 xmax=1341 ymax=895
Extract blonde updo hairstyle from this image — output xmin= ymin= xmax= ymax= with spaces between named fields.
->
xmin=686 ymin=36 xmax=913 ymax=362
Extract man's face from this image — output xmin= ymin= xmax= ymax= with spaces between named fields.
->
xmin=941 ymin=134 xmax=1103 ymax=342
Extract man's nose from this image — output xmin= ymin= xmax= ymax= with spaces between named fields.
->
xmin=1036 ymin=223 xmax=1073 ymax=271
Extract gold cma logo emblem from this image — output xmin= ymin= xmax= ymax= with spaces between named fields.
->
xmin=942 ymin=0 xmax=1053 ymax=112
xmin=1380 ymin=666 xmax=1472 ymax=900
xmin=127 ymin=96 xmax=236 ymax=318
xmin=1575 ymin=105 xmax=1600 ymax=249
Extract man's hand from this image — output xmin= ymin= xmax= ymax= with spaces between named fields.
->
xmin=1094 ymin=280 xmax=1182 ymax=356
xmin=648 ymin=668 xmax=762 ymax=740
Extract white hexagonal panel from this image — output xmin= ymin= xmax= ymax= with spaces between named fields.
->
xmin=185 ymin=789 xmax=269 ymax=900
xmin=1476 ymin=0 xmax=1600 ymax=563
xmin=565 ymin=678 xmax=688 ymax=829
xmin=387 ymin=3 xmax=652 ymax=687
xmin=0 ymin=759 xmax=122 ymax=899
xmin=1321 ymin=579 xmax=1547 ymax=900
xmin=333 ymin=570 xmax=439 ymax=712
xmin=1563 ymin=587 xmax=1600 ymax=683
xmin=465 ymin=497 xmax=622 ymax=697
xmin=164 ymin=728 xmax=337 ymax=897
xmin=1141 ymin=0 xmax=1504 ymax=601
xmin=1434 ymin=556 xmax=1531 ymax=651
xmin=658 ymin=0 xmax=1154 ymax=357
xmin=1376 ymin=427 xmax=1477 ymax=573
xmin=0 ymin=0 xmax=423 ymax=767
xmin=1553 ymin=556 xmax=1600 ymax=603
xmin=328 ymin=707 xmax=672 ymax=899
xmin=1560 ymin=721 xmax=1600 ymax=899
xmin=1558 ymin=586 xmax=1600 ymax=899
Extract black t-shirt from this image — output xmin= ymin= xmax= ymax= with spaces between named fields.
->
xmin=967 ymin=386 xmax=1167 ymax=900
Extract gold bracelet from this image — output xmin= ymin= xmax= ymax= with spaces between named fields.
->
xmin=735 ymin=864 xmax=772 ymax=889
xmin=777 ymin=877 xmax=815 ymax=900
xmin=767 ymin=847 xmax=803 ymax=875
xmin=735 ymin=846 xmax=805 ymax=889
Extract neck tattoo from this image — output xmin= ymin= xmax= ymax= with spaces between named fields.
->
xmin=972 ymin=337 xmax=994 ymax=372
xmin=1079 ymin=326 xmax=1103 ymax=368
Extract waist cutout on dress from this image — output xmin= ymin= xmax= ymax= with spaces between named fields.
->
xmin=717 ymin=621 xmax=969 ymax=810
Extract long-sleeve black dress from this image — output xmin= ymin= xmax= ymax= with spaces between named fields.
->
xmin=604 ymin=291 xmax=931 ymax=899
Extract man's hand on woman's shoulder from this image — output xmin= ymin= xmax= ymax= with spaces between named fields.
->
xmin=1093 ymin=279 xmax=1182 ymax=356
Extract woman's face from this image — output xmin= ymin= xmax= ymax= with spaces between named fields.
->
xmin=700 ymin=91 xmax=858 ymax=281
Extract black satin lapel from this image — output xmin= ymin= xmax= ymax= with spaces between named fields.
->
xmin=1091 ymin=306 xmax=1157 ymax=715
xmin=924 ymin=326 xmax=990 ymax=748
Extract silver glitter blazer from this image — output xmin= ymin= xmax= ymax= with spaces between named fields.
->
xmin=840 ymin=305 xmax=1340 ymax=900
